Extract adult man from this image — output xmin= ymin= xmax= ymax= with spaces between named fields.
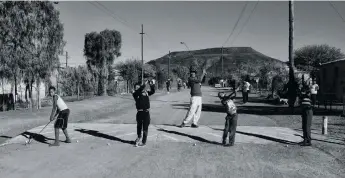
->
xmin=310 ymin=80 xmax=319 ymax=107
xmin=179 ymin=68 xmax=207 ymax=128
xmin=48 ymin=86 xmax=72 ymax=147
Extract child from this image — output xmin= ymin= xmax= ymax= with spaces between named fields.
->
xmin=132 ymin=80 xmax=155 ymax=147
xmin=48 ymin=86 xmax=71 ymax=147
xmin=218 ymin=91 xmax=237 ymax=146
xmin=299 ymin=89 xmax=313 ymax=146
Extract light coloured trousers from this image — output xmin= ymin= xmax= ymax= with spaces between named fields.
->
xmin=183 ymin=96 xmax=202 ymax=125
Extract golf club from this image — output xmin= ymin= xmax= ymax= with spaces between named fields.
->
xmin=26 ymin=120 xmax=53 ymax=145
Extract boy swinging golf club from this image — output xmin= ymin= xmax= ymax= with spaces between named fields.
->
xmin=132 ymin=79 xmax=155 ymax=147
xmin=48 ymin=86 xmax=72 ymax=147
xmin=218 ymin=91 xmax=237 ymax=146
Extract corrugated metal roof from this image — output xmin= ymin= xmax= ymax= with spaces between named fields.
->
xmin=320 ymin=58 xmax=345 ymax=66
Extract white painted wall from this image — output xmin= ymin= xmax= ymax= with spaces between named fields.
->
xmin=0 ymin=81 xmax=46 ymax=101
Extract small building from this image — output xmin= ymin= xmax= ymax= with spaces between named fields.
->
xmin=318 ymin=58 xmax=345 ymax=101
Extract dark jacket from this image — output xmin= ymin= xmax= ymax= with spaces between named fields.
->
xmin=133 ymin=84 xmax=155 ymax=110
xmin=188 ymin=77 xmax=202 ymax=97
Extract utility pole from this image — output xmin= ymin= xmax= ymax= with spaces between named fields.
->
xmin=288 ymin=0 xmax=296 ymax=108
xmin=140 ymin=24 xmax=145 ymax=85
xmin=221 ymin=46 xmax=224 ymax=79
xmin=168 ymin=51 xmax=171 ymax=79
xmin=65 ymin=51 xmax=68 ymax=68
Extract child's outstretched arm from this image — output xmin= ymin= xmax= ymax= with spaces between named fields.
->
xmin=148 ymin=82 xmax=155 ymax=96
xmin=50 ymin=95 xmax=58 ymax=121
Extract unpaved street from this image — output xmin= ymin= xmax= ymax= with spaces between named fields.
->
xmin=0 ymin=87 xmax=344 ymax=178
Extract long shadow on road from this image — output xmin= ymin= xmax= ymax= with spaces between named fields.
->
xmin=156 ymin=127 xmax=222 ymax=145
xmin=207 ymin=126 xmax=299 ymax=145
xmin=74 ymin=129 xmax=135 ymax=145
xmin=21 ymin=131 xmax=54 ymax=145
xmin=171 ymin=103 xmax=342 ymax=116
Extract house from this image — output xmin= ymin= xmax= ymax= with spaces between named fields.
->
xmin=318 ymin=58 xmax=345 ymax=101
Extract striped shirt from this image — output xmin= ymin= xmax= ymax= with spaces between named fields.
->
xmin=301 ymin=97 xmax=311 ymax=106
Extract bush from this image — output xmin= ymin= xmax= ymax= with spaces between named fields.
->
xmin=208 ymin=77 xmax=221 ymax=86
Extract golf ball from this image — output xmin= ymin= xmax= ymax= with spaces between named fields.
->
xmin=107 ymin=143 xmax=110 ymax=146
xmin=25 ymin=141 xmax=28 ymax=144
xmin=76 ymin=140 xmax=79 ymax=143
xmin=193 ymin=143 xmax=196 ymax=146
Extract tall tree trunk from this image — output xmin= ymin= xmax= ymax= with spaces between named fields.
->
xmin=1 ymin=77 xmax=4 ymax=111
xmin=36 ymin=77 xmax=41 ymax=110
xmin=100 ymin=59 xmax=108 ymax=96
xmin=77 ymin=82 xmax=80 ymax=100
xmin=14 ymin=73 xmax=17 ymax=110
xmin=126 ymin=80 xmax=129 ymax=93
xmin=28 ymin=82 xmax=33 ymax=111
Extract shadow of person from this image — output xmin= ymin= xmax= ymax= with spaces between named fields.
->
xmin=74 ymin=128 xmax=135 ymax=145
xmin=21 ymin=131 xmax=54 ymax=145
xmin=206 ymin=126 xmax=299 ymax=145
xmin=156 ymin=128 xmax=221 ymax=145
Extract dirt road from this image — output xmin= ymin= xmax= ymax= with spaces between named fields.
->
xmin=0 ymin=86 xmax=344 ymax=178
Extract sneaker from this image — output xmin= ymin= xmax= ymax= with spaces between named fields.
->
xmin=134 ymin=137 xmax=141 ymax=146
xmin=49 ymin=142 xmax=60 ymax=147
xmin=222 ymin=140 xmax=226 ymax=146
xmin=65 ymin=138 xmax=72 ymax=143
xmin=136 ymin=142 xmax=146 ymax=147
xmin=179 ymin=123 xmax=185 ymax=128
xmin=191 ymin=124 xmax=199 ymax=128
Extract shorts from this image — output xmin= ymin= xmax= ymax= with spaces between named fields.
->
xmin=54 ymin=109 xmax=70 ymax=129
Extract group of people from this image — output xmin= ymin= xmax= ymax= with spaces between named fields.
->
xmin=45 ymin=68 xmax=316 ymax=148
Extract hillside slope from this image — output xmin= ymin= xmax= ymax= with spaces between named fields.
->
xmin=147 ymin=47 xmax=286 ymax=77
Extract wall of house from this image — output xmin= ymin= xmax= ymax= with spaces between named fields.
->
xmin=319 ymin=60 xmax=345 ymax=101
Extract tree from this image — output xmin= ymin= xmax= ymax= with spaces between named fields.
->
xmin=116 ymin=58 xmax=140 ymax=92
xmin=172 ymin=65 xmax=189 ymax=82
xmin=294 ymin=44 xmax=345 ymax=77
xmin=84 ymin=29 xmax=122 ymax=96
xmin=0 ymin=1 xmax=65 ymax=110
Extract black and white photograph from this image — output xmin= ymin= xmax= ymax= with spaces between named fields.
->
xmin=0 ymin=0 xmax=345 ymax=177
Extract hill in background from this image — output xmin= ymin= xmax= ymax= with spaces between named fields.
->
xmin=147 ymin=47 xmax=287 ymax=79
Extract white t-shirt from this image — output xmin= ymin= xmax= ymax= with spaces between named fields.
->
xmin=310 ymin=84 xmax=319 ymax=94
xmin=245 ymin=82 xmax=250 ymax=91
xmin=225 ymin=99 xmax=237 ymax=115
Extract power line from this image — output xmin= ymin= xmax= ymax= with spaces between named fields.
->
xmin=230 ymin=1 xmax=259 ymax=46
xmin=222 ymin=1 xmax=249 ymax=47
xmin=87 ymin=1 xmax=139 ymax=33
xmin=328 ymin=1 xmax=345 ymax=24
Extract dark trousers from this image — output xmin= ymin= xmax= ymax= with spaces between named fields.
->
xmin=301 ymin=106 xmax=313 ymax=143
xmin=242 ymin=92 xmax=248 ymax=103
xmin=311 ymin=94 xmax=317 ymax=106
xmin=136 ymin=111 xmax=150 ymax=144
xmin=223 ymin=114 xmax=238 ymax=145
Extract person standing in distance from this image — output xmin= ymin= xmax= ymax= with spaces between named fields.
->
xmin=179 ymin=67 xmax=207 ymax=128
xmin=299 ymin=89 xmax=313 ymax=146
xmin=48 ymin=86 xmax=72 ymax=147
xmin=166 ymin=79 xmax=171 ymax=94
xmin=241 ymin=80 xmax=250 ymax=103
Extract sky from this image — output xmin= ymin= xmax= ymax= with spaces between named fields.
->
xmin=54 ymin=1 xmax=345 ymax=67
